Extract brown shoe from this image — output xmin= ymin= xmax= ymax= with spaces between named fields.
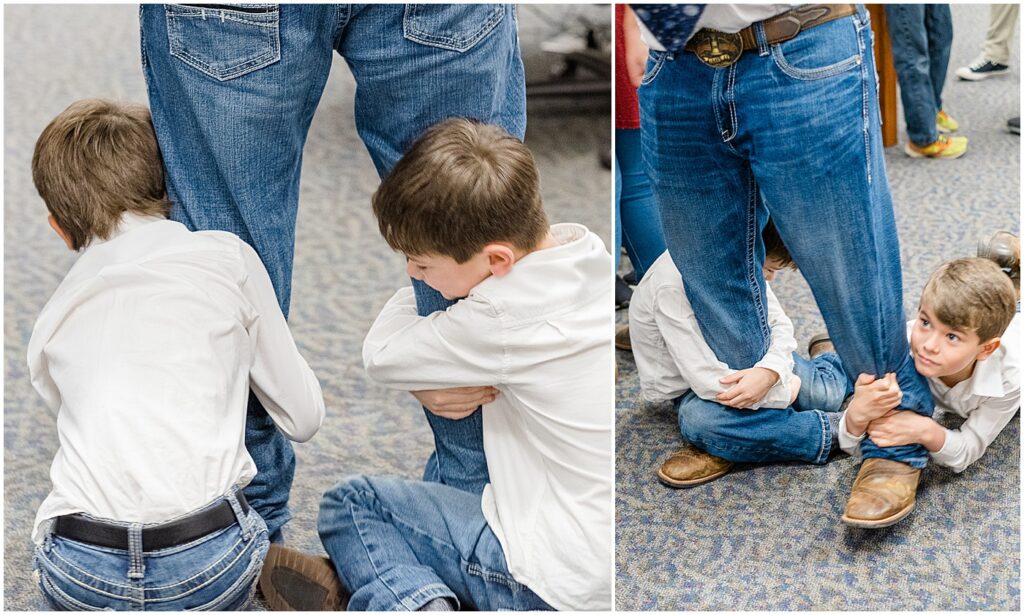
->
xmin=615 ymin=324 xmax=632 ymax=351
xmin=841 ymin=458 xmax=921 ymax=528
xmin=656 ymin=445 xmax=732 ymax=488
xmin=978 ymin=229 xmax=1020 ymax=293
xmin=259 ymin=544 xmax=349 ymax=611
xmin=807 ymin=333 xmax=835 ymax=358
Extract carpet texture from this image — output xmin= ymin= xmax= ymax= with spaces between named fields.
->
xmin=616 ymin=5 xmax=1020 ymax=610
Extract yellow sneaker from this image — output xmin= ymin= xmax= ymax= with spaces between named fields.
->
xmin=904 ymin=134 xmax=968 ymax=159
xmin=936 ymin=110 xmax=959 ymax=133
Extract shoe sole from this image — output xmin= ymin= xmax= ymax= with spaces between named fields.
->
xmin=840 ymin=502 xmax=915 ymax=529
xmin=936 ymin=124 xmax=956 ymax=134
xmin=656 ymin=466 xmax=730 ymax=488
xmin=956 ymin=69 xmax=1009 ymax=81
xmin=904 ymin=144 xmax=967 ymax=160
xmin=615 ymin=340 xmax=632 ymax=351
xmin=259 ymin=544 xmax=348 ymax=611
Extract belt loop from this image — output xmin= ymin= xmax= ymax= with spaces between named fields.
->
xmin=127 ymin=523 xmax=145 ymax=580
xmin=226 ymin=489 xmax=252 ymax=542
xmin=41 ymin=519 xmax=56 ymax=553
xmin=754 ymin=21 xmax=769 ymax=56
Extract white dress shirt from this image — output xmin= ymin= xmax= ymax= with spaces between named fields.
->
xmin=838 ymin=315 xmax=1021 ymax=473
xmin=29 ymin=214 xmax=325 ymax=543
xmin=362 ymin=223 xmax=613 ymax=611
xmin=628 ymin=250 xmax=795 ymax=407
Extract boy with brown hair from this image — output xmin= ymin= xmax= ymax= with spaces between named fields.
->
xmin=28 ymin=99 xmax=325 ymax=610
xmin=259 ymin=118 xmax=613 ymax=611
xmin=838 ymin=244 xmax=1020 ymax=527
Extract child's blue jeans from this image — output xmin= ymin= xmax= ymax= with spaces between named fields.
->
xmin=318 ymin=475 xmax=553 ymax=611
xmin=676 ymin=353 xmax=852 ymax=465
xmin=32 ymin=491 xmax=268 ymax=611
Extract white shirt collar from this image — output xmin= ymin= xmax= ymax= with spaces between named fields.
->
xmin=87 ymin=212 xmax=166 ymax=249
xmin=968 ymin=347 xmax=1008 ymax=398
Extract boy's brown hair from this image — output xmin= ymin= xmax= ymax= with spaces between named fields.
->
xmin=32 ymin=99 xmax=170 ymax=251
xmin=763 ymin=218 xmax=795 ymax=269
xmin=920 ymin=257 xmax=1016 ymax=341
xmin=372 ymin=118 xmax=549 ymax=263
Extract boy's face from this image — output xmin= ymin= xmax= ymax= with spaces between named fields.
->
xmin=406 ymin=252 xmax=492 ymax=300
xmin=763 ymin=256 xmax=792 ymax=282
xmin=910 ymin=302 xmax=991 ymax=379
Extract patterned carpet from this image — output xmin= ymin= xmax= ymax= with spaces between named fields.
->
xmin=615 ymin=5 xmax=1020 ymax=610
xmin=2 ymin=5 xmax=610 ymax=610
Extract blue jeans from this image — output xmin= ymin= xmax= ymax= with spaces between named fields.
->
xmin=32 ymin=492 xmax=269 ymax=611
xmin=639 ymin=8 xmax=934 ymax=468
xmin=676 ymin=353 xmax=851 ymax=464
xmin=615 ymin=128 xmax=665 ymax=279
xmin=885 ymin=4 xmax=953 ymax=146
xmin=318 ymin=476 xmax=553 ymax=611
xmin=140 ymin=4 xmax=524 ymax=536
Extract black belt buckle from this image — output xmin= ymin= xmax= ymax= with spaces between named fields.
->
xmin=690 ymin=29 xmax=743 ymax=68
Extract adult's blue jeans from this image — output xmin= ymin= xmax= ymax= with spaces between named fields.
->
xmin=676 ymin=353 xmax=852 ymax=464
xmin=140 ymin=4 xmax=525 ymax=538
xmin=32 ymin=492 xmax=268 ymax=611
xmin=639 ymin=9 xmax=934 ymax=469
xmin=885 ymin=4 xmax=953 ymax=147
xmin=318 ymin=475 xmax=553 ymax=611
xmin=615 ymin=128 xmax=665 ymax=279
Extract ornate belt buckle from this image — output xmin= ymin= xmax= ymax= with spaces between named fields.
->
xmin=690 ymin=29 xmax=743 ymax=68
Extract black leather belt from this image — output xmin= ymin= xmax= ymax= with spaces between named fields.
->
xmin=684 ymin=4 xmax=859 ymax=68
xmin=53 ymin=493 xmax=250 ymax=552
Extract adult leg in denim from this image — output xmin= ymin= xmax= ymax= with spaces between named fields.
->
xmin=617 ymin=128 xmax=666 ymax=279
xmin=737 ymin=14 xmax=933 ymax=469
xmin=319 ymin=476 xmax=549 ymax=611
xmin=615 ymin=156 xmax=623 ymax=268
xmin=675 ymin=391 xmax=832 ymax=464
xmin=141 ymin=4 xmax=340 ymax=540
xmin=791 ymin=353 xmax=852 ymax=413
xmin=338 ymin=5 xmax=525 ymax=493
xmin=924 ymin=4 xmax=953 ymax=112
xmin=639 ymin=53 xmax=772 ymax=371
xmin=885 ymin=5 xmax=940 ymax=146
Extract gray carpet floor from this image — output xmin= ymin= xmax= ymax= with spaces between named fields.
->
xmin=615 ymin=5 xmax=1021 ymax=611
xmin=3 ymin=5 xmax=610 ymax=610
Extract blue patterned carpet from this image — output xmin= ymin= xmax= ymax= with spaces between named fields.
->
xmin=3 ymin=5 xmax=610 ymax=610
xmin=616 ymin=5 xmax=1020 ymax=611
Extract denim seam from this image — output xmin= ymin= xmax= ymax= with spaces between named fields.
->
xmin=171 ymin=48 xmax=280 ymax=81
xmin=403 ymin=4 xmax=505 ymax=53
xmin=141 ymin=534 xmax=246 ymax=591
xmin=399 ymin=583 xmax=458 ymax=611
xmin=185 ymin=538 xmax=266 ymax=610
xmin=347 ymin=496 xmax=407 ymax=608
xmin=40 ymin=556 xmax=131 ymax=602
xmin=857 ymin=24 xmax=872 ymax=185
xmin=37 ymin=567 xmax=107 ymax=611
xmin=725 ymin=64 xmax=738 ymax=143
xmin=771 ymin=46 xmax=861 ymax=81
xmin=744 ymin=172 xmax=770 ymax=352
xmin=165 ymin=7 xmax=279 ymax=27
xmin=50 ymin=548 xmax=134 ymax=589
xmin=146 ymin=536 xmax=256 ymax=601
xmin=640 ymin=52 xmax=668 ymax=86
xmin=814 ymin=410 xmax=830 ymax=464
xmin=465 ymin=562 xmax=526 ymax=591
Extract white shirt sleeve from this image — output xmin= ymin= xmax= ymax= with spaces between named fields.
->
xmin=752 ymin=284 xmax=796 ymax=409
xmin=240 ymin=243 xmax=325 ymax=443
xmin=836 ymin=410 xmax=865 ymax=457
xmin=362 ymin=287 xmax=505 ymax=390
xmin=929 ymin=391 xmax=1021 ymax=473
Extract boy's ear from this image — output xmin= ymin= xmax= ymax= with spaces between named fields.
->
xmin=975 ymin=337 xmax=1001 ymax=361
xmin=48 ymin=215 xmax=75 ymax=251
xmin=483 ymin=243 xmax=517 ymax=278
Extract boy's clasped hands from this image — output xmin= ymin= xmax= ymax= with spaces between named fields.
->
xmin=844 ymin=373 xmax=943 ymax=451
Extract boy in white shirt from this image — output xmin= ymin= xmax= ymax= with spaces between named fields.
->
xmin=630 ymin=220 xmax=851 ymax=487
xmin=259 ymin=119 xmax=613 ymax=611
xmin=27 ymin=100 xmax=325 ymax=610
xmin=837 ymin=247 xmax=1019 ymax=528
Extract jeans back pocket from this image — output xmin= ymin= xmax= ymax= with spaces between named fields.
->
xmin=403 ymin=4 xmax=506 ymax=53
xmin=165 ymin=4 xmax=280 ymax=81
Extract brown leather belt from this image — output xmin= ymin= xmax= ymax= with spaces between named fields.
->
xmin=684 ymin=4 xmax=858 ymax=68
xmin=53 ymin=493 xmax=250 ymax=552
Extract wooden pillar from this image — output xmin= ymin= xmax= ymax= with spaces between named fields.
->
xmin=867 ymin=5 xmax=898 ymax=148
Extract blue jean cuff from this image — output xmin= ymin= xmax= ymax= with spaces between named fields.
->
xmin=397 ymin=583 xmax=459 ymax=611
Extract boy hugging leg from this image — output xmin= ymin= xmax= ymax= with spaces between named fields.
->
xmin=260 ymin=119 xmax=613 ymax=611
xmin=629 ymin=220 xmax=853 ymax=487
xmin=838 ymin=244 xmax=1020 ymax=527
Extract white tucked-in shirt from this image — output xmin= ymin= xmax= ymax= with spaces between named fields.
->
xmin=362 ymin=223 xmax=613 ymax=611
xmin=628 ymin=251 xmax=795 ymax=407
xmin=28 ymin=214 xmax=325 ymax=543
xmin=838 ymin=315 xmax=1021 ymax=473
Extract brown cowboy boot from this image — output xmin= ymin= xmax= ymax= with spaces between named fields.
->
xmin=259 ymin=544 xmax=349 ymax=611
xmin=657 ymin=445 xmax=732 ymax=488
xmin=841 ymin=458 xmax=921 ymax=528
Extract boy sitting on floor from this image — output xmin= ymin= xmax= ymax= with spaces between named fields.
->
xmin=27 ymin=99 xmax=325 ymax=610
xmin=629 ymin=220 xmax=851 ymax=487
xmin=836 ymin=238 xmax=1019 ymax=526
xmin=259 ymin=119 xmax=613 ymax=611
